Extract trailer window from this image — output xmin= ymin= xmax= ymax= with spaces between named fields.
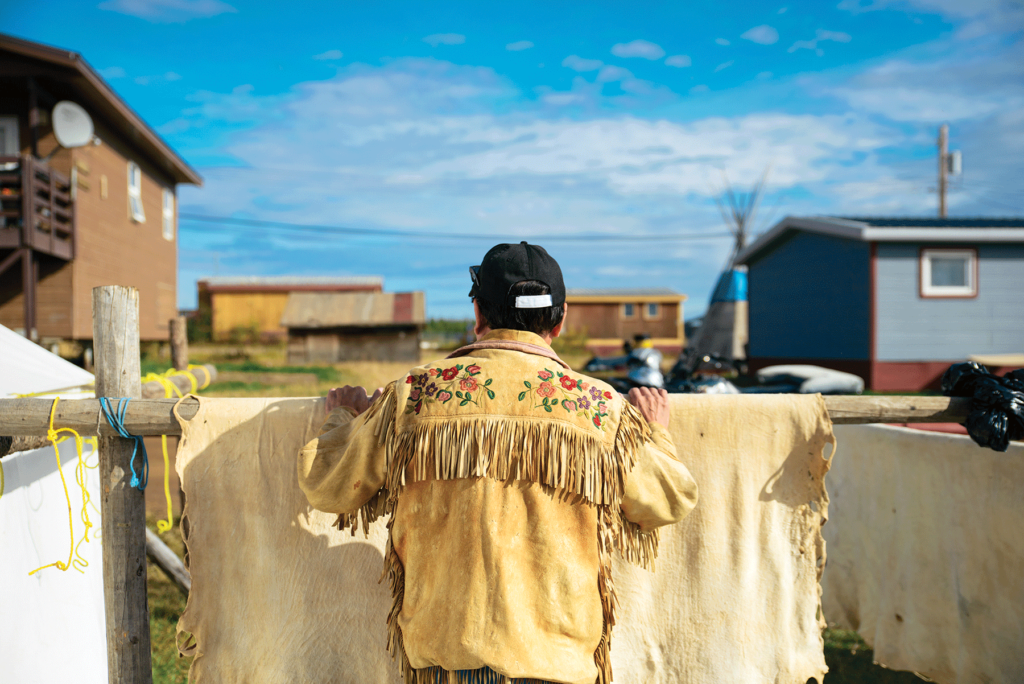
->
xmin=921 ymin=248 xmax=976 ymax=298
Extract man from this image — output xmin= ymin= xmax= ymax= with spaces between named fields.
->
xmin=298 ymin=242 xmax=698 ymax=684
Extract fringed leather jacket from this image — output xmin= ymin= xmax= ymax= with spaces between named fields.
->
xmin=298 ymin=329 xmax=698 ymax=684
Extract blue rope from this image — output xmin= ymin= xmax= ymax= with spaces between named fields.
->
xmin=98 ymin=397 xmax=148 ymax=490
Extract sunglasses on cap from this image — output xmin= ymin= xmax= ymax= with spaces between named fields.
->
xmin=468 ymin=265 xmax=481 ymax=299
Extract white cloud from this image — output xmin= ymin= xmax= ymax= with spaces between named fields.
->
xmin=689 ymin=84 xmax=710 ymax=94
xmin=562 ymin=55 xmax=604 ymax=72
xmin=714 ymin=61 xmax=735 ymax=72
xmin=100 ymin=66 xmax=127 ymax=79
xmin=788 ymin=29 xmax=852 ymax=55
xmin=757 ymin=71 xmax=773 ymax=80
xmin=596 ymin=65 xmax=634 ymax=82
xmin=611 ymin=40 xmax=666 ymax=60
xmin=778 ymin=6 xmax=788 ymax=13
xmin=665 ymin=55 xmax=691 ymax=67
xmin=838 ymin=0 xmax=1024 ymax=39
xmin=313 ymin=49 xmax=343 ymax=60
xmin=506 ymin=40 xmax=534 ymax=51
xmin=423 ymin=33 xmax=465 ymax=47
xmin=133 ymin=71 xmax=183 ymax=85
xmin=97 ymin=0 xmax=235 ymax=22
xmin=715 ymin=38 xmax=730 ymax=46
xmin=741 ymin=25 xmax=780 ymax=45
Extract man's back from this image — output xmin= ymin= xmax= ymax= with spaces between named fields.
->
xmin=299 ymin=329 xmax=697 ymax=684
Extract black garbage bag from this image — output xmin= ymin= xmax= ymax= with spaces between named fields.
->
xmin=941 ymin=362 xmax=1024 ymax=452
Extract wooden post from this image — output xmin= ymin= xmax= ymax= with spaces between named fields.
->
xmin=93 ymin=286 xmax=153 ymax=684
xmin=169 ymin=316 xmax=189 ymax=371
xmin=168 ymin=315 xmax=189 ymax=518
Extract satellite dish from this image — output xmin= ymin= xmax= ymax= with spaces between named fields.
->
xmin=52 ymin=101 xmax=95 ymax=148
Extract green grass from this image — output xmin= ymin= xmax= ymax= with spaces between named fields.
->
xmin=216 ymin=360 xmax=341 ymax=383
xmin=148 ymin=517 xmax=192 ymax=684
xmin=823 ymin=628 xmax=923 ymax=683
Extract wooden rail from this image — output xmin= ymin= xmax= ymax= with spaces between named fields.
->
xmin=0 ymin=395 xmax=972 ymax=438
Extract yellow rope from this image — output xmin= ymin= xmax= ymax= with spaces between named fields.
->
xmin=71 ymin=436 xmax=97 ymax=573
xmin=141 ymin=370 xmax=184 ymax=534
xmin=28 ymin=398 xmax=80 ymax=576
xmin=189 ymin=364 xmax=212 ymax=390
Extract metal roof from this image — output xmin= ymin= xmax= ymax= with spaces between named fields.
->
xmin=736 ymin=215 xmax=1024 ymax=265
xmin=0 ymin=33 xmax=202 ymax=186
xmin=200 ymin=275 xmax=383 ymax=288
xmin=839 ymin=217 xmax=1024 ymax=228
xmin=280 ymin=291 xmax=425 ymax=328
xmin=567 ymin=288 xmax=682 ymax=297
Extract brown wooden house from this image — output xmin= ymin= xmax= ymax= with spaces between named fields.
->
xmin=196 ymin=276 xmax=384 ymax=342
xmin=563 ymin=288 xmax=687 ymax=356
xmin=0 ymin=34 xmax=202 ymax=349
xmin=280 ymin=291 xmax=426 ymax=363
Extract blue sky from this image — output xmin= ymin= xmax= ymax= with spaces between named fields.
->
xmin=6 ymin=0 xmax=1023 ymax=318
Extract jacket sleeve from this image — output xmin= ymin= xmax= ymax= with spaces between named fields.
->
xmin=620 ymin=423 xmax=698 ymax=533
xmin=296 ymin=390 xmax=392 ymax=516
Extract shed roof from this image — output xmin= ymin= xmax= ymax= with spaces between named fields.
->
xmin=566 ymin=288 xmax=686 ymax=302
xmin=200 ymin=275 xmax=383 ymax=293
xmin=736 ymin=215 xmax=1024 ymax=265
xmin=280 ymin=291 xmax=425 ymax=328
xmin=0 ymin=33 xmax=201 ymax=186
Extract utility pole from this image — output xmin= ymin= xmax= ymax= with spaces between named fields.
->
xmin=938 ymin=124 xmax=948 ymax=218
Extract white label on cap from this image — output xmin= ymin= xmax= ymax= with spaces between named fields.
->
xmin=515 ymin=294 xmax=553 ymax=309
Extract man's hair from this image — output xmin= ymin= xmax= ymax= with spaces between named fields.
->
xmin=476 ymin=280 xmax=565 ymax=336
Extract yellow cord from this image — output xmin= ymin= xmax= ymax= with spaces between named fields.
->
xmin=71 ymin=436 xmax=97 ymax=573
xmin=141 ymin=369 xmax=185 ymax=533
xmin=28 ymin=398 xmax=80 ymax=576
xmin=187 ymin=364 xmax=212 ymax=390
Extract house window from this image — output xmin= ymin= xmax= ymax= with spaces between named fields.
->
xmin=162 ymin=189 xmax=175 ymax=241
xmin=643 ymin=302 xmax=661 ymax=320
xmin=127 ymin=161 xmax=145 ymax=222
xmin=622 ymin=303 xmax=636 ymax=319
xmin=920 ymin=248 xmax=977 ymax=298
xmin=0 ymin=116 xmax=18 ymax=156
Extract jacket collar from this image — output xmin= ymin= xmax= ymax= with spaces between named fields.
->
xmin=477 ymin=328 xmax=553 ymax=350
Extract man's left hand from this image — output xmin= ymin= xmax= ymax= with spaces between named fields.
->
xmin=325 ymin=385 xmax=383 ymax=416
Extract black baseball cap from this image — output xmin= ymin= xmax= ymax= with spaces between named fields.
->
xmin=469 ymin=242 xmax=566 ymax=309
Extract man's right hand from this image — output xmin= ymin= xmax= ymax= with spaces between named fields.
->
xmin=325 ymin=385 xmax=383 ymax=416
xmin=627 ymin=387 xmax=671 ymax=429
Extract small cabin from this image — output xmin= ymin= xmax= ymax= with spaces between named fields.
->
xmin=0 ymin=33 xmax=201 ymax=349
xmin=196 ymin=276 xmax=383 ymax=342
xmin=563 ymin=288 xmax=687 ymax=356
xmin=281 ymin=291 xmax=426 ymax=363
xmin=736 ymin=216 xmax=1024 ymax=391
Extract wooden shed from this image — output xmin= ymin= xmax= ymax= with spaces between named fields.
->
xmin=736 ymin=216 xmax=1024 ymax=391
xmin=0 ymin=33 xmax=201 ymax=346
xmin=196 ymin=276 xmax=383 ymax=342
xmin=281 ymin=291 xmax=425 ymax=363
xmin=563 ymin=288 xmax=687 ymax=356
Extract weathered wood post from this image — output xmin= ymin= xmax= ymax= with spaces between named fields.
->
xmin=168 ymin=315 xmax=189 ymax=515
xmin=169 ymin=316 xmax=188 ymax=371
xmin=93 ymin=286 xmax=153 ymax=684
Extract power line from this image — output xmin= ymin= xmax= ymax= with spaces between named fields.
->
xmin=178 ymin=213 xmax=734 ymax=242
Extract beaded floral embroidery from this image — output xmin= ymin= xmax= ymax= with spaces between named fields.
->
xmin=517 ymin=368 xmax=613 ymax=429
xmin=404 ymin=363 xmax=495 ymax=414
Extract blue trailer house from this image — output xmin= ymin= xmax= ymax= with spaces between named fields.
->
xmin=735 ymin=217 xmax=1024 ymax=391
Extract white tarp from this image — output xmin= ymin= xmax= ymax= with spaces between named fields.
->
xmin=0 ymin=325 xmax=108 ymax=683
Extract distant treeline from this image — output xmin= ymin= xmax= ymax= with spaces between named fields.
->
xmin=425 ymin=319 xmax=473 ymax=334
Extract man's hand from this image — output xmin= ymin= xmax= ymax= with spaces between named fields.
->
xmin=627 ymin=387 xmax=671 ymax=429
xmin=325 ymin=385 xmax=384 ymax=416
